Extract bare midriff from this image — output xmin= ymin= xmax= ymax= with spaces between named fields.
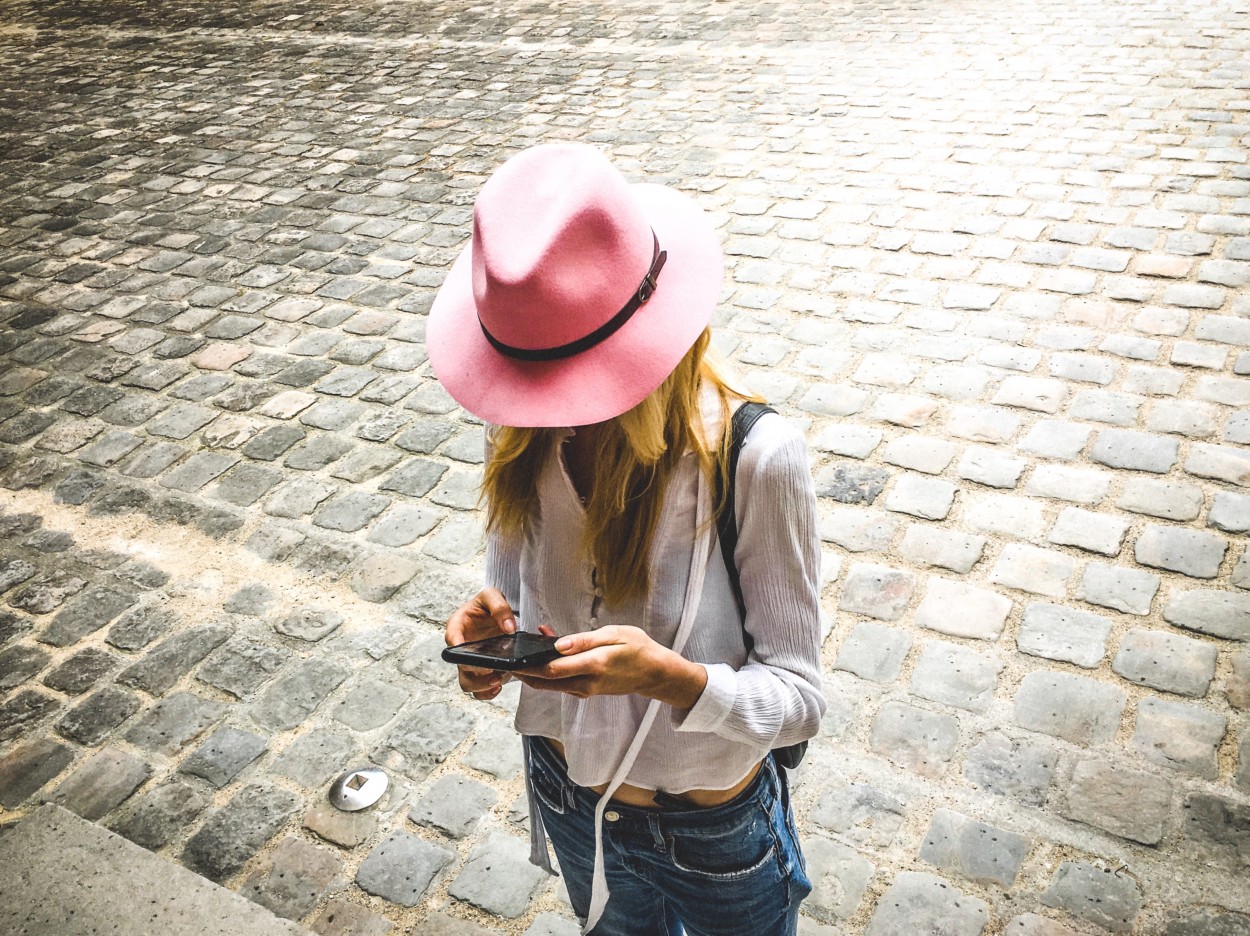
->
xmin=545 ymin=737 xmax=762 ymax=809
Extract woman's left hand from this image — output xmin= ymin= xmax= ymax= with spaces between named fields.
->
xmin=514 ymin=625 xmax=707 ymax=710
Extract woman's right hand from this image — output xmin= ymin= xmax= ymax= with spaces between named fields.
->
xmin=445 ymin=588 xmax=518 ymax=701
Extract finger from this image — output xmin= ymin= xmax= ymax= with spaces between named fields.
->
xmin=552 ymin=626 xmax=621 ymax=655
xmin=459 ymin=670 xmax=503 ymax=693
xmin=474 ymin=587 xmax=518 ymax=634
xmin=538 ymin=624 xmax=556 ymax=637
xmin=516 ymin=674 xmax=589 ymax=696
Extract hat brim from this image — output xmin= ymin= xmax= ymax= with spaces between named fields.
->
xmin=426 ymin=183 xmax=723 ymax=428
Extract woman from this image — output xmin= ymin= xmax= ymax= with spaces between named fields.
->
xmin=428 ymin=142 xmax=825 ymax=936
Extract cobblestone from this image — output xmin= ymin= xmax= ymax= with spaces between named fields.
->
xmin=1135 ymin=525 xmax=1229 ymax=579
xmin=1040 ymin=860 xmax=1144 ymax=932
xmin=1013 ymin=671 xmax=1126 ymax=744
xmin=1132 ymin=697 xmax=1226 ymax=779
xmin=0 ymin=2 xmax=1248 ymax=931
xmin=1112 ymin=630 xmax=1219 ymax=698
xmin=833 ymin=621 xmax=912 ymax=684
xmin=918 ymin=808 xmax=1029 ymax=888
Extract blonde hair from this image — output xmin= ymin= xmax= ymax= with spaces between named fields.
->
xmin=482 ymin=329 xmax=755 ymax=607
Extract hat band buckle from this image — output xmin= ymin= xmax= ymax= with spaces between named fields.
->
xmin=480 ymin=232 xmax=667 ymax=363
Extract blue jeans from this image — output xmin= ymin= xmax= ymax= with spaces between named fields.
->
xmin=526 ymin=736 xmax=812 ymax=936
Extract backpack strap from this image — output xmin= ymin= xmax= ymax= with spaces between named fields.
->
xmin=715 ymin=402 xmax=776 ymax=626
xmin=713 ymin=401 xmax=809 ymax=771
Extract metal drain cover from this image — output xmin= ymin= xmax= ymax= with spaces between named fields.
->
xmin=329 ymin=767 xmax=389 ymax=811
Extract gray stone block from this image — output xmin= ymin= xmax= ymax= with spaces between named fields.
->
xmin=1017 ymin=420 xmax=1091 ymax=461
xmin=106 ymin=603 xmax=179 ymax=650
xmin=1013 ymin=671 xmax=1125 ymax=744
xmin=0 ymin=642 xmax=50 ymax=690
xmin=182 ymin=784 xmax=303 ymax=883
xmin=42 ymin=644 xmax=118 ymax=699
xmin=838 ymin=563 xmax=916 ymax=621
xmin=1040 ymin=860 xmax=1143 ymax=933
xmin=1133 ymin=697 xmax=1226 ymax=779
xmin=110 ymin=780 xmax=209 ymax=850
xmin=864 ymin=871 xmax=989 ymax=936
xmin=820 ymin=507 xmax=900 ymax=553
xmin=410 ymin=773 xmax=500 ymax=838
xmin=372 ymin=702 xmax=476 ymax=781
xmin=198 ymin=636 xmax=286 ymax=698
xmin=331 ymin=676 xmax=410 ymax=731
xmin=48 ymin=746 xmax=151 ymax=821
xmin=273 ymin=606 xmax=344 ymax=642
xmin=56 ymin=685 xmax=141 ymax=746
xmin=313 ymin=491 xmax=391 ymax=532
xmin=160 ymin=452 xmax=238 ymax=492
xmin=955 ymin=447 xmax=1025 ymax=489
xmin=1090 ymin=428 xmax=1179 ymax=473
xmin=312 ymin=898 xmax=394 ymax=936
xmin=918 ymin=808 xmax=1030 ymax=887
xmin=125 ymin=691 xmax=228 ymax=756
xmin=242 ymin=836 xmax=344 ymax=922
xmin=809 ymin=781 xmax=906 ymax=848
xmin=180 ymin=727 xmax=269 ymax=788
xmin=803 ymin=835 xmax=873 ymax=920
xmin=1231 ymin=649 xmax=1250 ymax=710
xmin=1064 ymin=754 xmax=1173 ymax=844
xmin=834 ymin=621 xmax=913 ymax=683
xmin=1182 ymin=793 xmax=1250 ymax=874
xmin=884 ymin=474 xmax=957 ymax=520
xmin=0 ymin=736 xmax=75 ymax=808
xmin=1078 ymin=562 xmax=1160 ymax=615
xmin=0 ymin=668 xmax=55 ymax=729
xmin=870 ymin=701 xmax=959 ymax=778
xmin=463 ymin=718 xmax=525 ymax=780
xmin=898 ymin=525 xmax=987 ymax=573
xmin=1136 ymin=525 xmax=1229 ymax=579
xmin=1165 ymin=908 xmax=1250 ymax=936
xmin=251 ymin=658 xmax=352 ymax=731
xmin=963 ymin=731 xmax=1055 ymax=805
xmin=1047 ymin=507 xmax=1130 ymax=556
xmin=989 ymin=544 xmax=1075 ymax=599
xmin=915 ymin=576 xmax=1012 ymax=640
xmin=909 ymin=640 xmax=1002 ymax=712
xmin=1164 ymin=589 xmax=1250 ymax=641
xmin=1118 ymin=478 xmax=1205 ymax=521
xmin=1185 ymin=443 xmax=1250 ymax=487
xmin=271 ymin=727 xmax=359 ymax=789
xmin=1209 ymin=491 xmax=1250 ymax=533
xmin=449 ymin=830 xmax=550 ymax=918
xmin=356 ymin=829 xmax=453 ymax=907
xmin=1017 ymin=603 xmax=1112 ymax=668
xmin=119 ymin=623 xmax=232 ymax=695
xmin=1112 ymin=629 xmax=1218 ymax=697
xmin=1024 ymin=464 xmax=1111 ymax=505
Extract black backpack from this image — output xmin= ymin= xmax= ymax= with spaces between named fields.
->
xmin=713 ymin=402 xmax=809 ymax=770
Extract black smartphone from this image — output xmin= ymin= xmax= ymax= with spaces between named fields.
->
xmin=441 ymin=632 xmax=563 ymax=671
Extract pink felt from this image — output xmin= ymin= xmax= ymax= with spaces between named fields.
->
xmin=427 ymin=144 xmax=723 ymax=428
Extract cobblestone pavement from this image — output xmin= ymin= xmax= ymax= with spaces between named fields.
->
xmin=1 ymin=1 xmax=1248 ymax=934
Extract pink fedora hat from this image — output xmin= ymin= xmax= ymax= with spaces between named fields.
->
xmin=426 ymin=143 xmax=723 ymax=428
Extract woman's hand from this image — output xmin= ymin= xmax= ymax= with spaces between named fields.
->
xmin=514 ymin=625 xmax=708 ymax=710
xmin=445 ymin=588 xmax=517 ymax=702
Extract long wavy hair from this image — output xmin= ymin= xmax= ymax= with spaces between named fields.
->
xmin=482 ymin=328 xmax=755 ymax=607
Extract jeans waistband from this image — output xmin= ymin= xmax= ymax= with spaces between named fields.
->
xmin=526 ymin=735 xmax=779 ymax=832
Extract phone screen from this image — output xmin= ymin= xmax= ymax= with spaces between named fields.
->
xmin=464 ymin=633 xmax=554 ymax=660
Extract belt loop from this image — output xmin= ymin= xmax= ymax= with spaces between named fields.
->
xmin=648 ymin=814 xmax=665 ymax=851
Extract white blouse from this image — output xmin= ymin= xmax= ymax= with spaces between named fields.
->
xmin=484 ymin=406 xmax=826 ymax=795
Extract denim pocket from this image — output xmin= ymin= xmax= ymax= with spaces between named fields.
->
xmin=666 ymin=809 xmax=778 ymax=881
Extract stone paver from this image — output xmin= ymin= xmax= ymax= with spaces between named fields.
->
xmin=0 ymin=1 xmax=1248 ymax=932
